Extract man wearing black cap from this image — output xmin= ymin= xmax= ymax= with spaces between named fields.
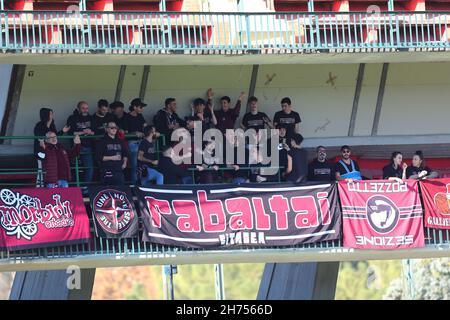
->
xmin=125 ymin=98 xmax=148 ymax=184
xmin=110 ymin=101 xmax=128 ymax=132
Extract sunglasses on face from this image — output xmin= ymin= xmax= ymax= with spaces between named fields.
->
xmin=342 ymin=150 xmax=351 ymax=154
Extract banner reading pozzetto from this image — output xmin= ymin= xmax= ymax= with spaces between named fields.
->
xmin=137 ymin=183 xmax=341 ymax=248
xmin=338 ymin=180 xmax=424 ymax=249
xmin=0 ymin=187 xmax=91 ymax=250
xmin=420 ymin=178 xmax=450 ymax=229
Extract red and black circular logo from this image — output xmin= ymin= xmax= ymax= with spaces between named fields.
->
xmin=93 ymin=189 xmax=135 ymax=235
xmin=366 ymin=195 xmax=399 ymax=234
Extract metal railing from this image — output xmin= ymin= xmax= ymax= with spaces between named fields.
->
xmin=0 ymin=10 xmax=450 ymax=52
xmin=1 ymin=134 xmax=450 ymax=271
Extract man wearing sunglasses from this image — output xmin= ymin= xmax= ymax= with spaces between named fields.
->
xmin=335 ymin=145 xmax=362 ymax=182
xmin=95 ymin=122 xmax=129 ymax=186
xmin=308 ymin=146 xmax=335 ymax=182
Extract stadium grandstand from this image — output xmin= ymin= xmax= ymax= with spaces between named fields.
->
xmin=1 ymin=0 xmax=450 ymax=301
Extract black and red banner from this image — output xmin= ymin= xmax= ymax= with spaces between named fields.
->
xmin=89 ymin=187 xmax=138 ymax=238
xmin=137 ymin=183 xmax=341 ymax=248
xmin=338 ymin=180 xmax=424 ymax=249
xmin=0 ymin=187 xmax=91 ymax=250
xmin=420 ymin=178 xmax=450 ymax=229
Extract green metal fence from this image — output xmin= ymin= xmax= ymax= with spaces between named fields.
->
xmin=0 ymin=10 xmax=450 ymax=52
xmin=0 ymin=134 xmax=449 ymax=268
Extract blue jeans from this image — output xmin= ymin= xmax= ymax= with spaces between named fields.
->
xmin=80 ymin=146 xmax=94 ymax=184
xmin=141 ymin=167 xmax=164 ymax=186
xmin=233 ymin=177 xmax=247 ymax=184
xmin=128 ymin=141 xmax=139 ymax=184
xmin=182 ymin=176 xmax=194 ymax=184
xmin=46 ymin=180 xmax=69 ymax=188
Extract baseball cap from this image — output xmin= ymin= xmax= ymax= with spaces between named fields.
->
xmin=130 ymin=98 xmax=147 ymax=108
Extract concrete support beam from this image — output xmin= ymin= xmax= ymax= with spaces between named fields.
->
xmin=371 ymin=63 xmax=389 ymax=136
xmin=257 ymin=262 xmax=340 ymax=300
xmin=246 ymin=65 xmax=259 ymax=112
xmin=114 ymin=65 xmax=126 ymax=102
xmin=139 ymin=66 xmax=150 ymax=100
xmin=0 ymin=65 xmax=26 ymax=141
xmin=348 ymin=63 xmax=365 ymax=137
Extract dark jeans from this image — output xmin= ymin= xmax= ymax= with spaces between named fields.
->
xmin=80 ymin=146 xmax=94 ymax=184
xmin=101 ymin=169 xmax=125 ymax=186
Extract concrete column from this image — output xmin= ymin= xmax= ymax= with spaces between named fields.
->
xmin=10 ymin=269 xmax=96 ymax=300
xmin=257 ymin=262 xmax=340 ymax=300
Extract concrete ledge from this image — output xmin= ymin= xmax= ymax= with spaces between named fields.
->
xmin=1 ymin=243 xmax=449 ymax=272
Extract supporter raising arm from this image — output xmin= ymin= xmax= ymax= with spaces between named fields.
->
xmin=213 ymin=91 xmax=245 ymax=134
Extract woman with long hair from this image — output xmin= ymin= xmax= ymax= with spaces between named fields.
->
xmin=382 ymin=151 xmax=407 ymax=183
xmin=406 ymin=151 xmax=438 ymax=179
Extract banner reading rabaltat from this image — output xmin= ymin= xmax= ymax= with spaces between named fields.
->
xmin=137 ymin=183 xmax=341 ymax=248
xmin=338 ymin=180 xmax=424 ymax=250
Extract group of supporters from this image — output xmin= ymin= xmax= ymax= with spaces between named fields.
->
xmin=33 ymin=89 xmax=439 ymax=191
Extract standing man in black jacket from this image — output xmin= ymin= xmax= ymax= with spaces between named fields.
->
xmin=96 ymin=122 xmax=129 ymax=186
xmin=92 ymin=99 xmax=114 ymax=136
xmin=65 ymin=101 xmax=95 ymax=190
xmin=153 ymin=98 xmax=185 ymax=142
xmin=212 ymin=90 xmax=245 ymax=135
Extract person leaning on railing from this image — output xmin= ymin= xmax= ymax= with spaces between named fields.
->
xmin=196 ymin=141 xmax=221 ymax=184
xmin=39 ymin=132 xmax=81 ymax=188
xmin=137 ymin=126 xmax=164 ymax=186
xmin=335 ymin=145 xmax=363 ymax=182
xmin=382 ymin=151 xmax=407 ymax=184
xmin=406 ymin=150 xmax=439 ymax=180
xmin=157 ymin=144 xmax=191 ymax=185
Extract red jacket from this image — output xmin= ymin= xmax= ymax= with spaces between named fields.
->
xmin=41 ymin=143 xmax=81 ymax=184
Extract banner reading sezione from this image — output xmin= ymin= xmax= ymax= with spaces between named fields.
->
xmin=338 ymin=180 xmax=424 ymax=250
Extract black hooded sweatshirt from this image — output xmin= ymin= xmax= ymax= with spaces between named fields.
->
xmin=33 ymin=108 xmax=57 ymax=157
xmin=66 ymin=109 xmax=93 ymax=148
